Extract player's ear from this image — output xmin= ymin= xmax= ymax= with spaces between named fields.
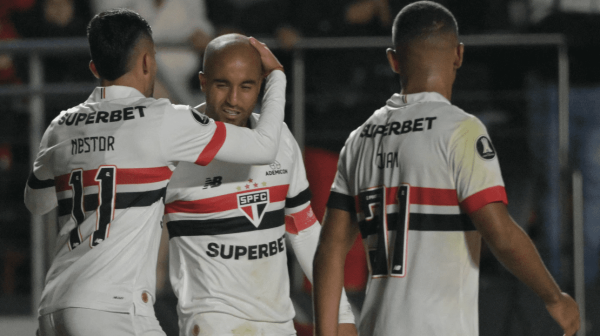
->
xmin=454 ymin=43 xmax=464 ymax=70
xmin=142 ymin=53 xmax=150 ymax=75
xmin=386 ymin=48 xmax=400 ymax=74
xmin=198 ymin=71 xmax=207 ymax=92
xmin=89 ymin=61 xmax=100 ymax=79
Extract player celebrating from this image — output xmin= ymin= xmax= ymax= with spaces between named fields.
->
xmin=25 ymin=10 xmax=287 ymax=336
xmin=313 ymin=2 xmax=580 ymax=336
xmin=164 ymin=34 xmax=356 ymax=336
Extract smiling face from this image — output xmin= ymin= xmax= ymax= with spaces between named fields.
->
xmin=199 ymin=43 xmax=263 ymax=127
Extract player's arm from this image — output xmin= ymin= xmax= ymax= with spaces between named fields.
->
xmin=313 ymin=207 xmax=360 ymax=336
xmin=24 ymin=126 xmax=58 ymax=215
xmin=24 ymin=172 xmax=57 ymax=215
xmin=284 ymin=205 xmax=356 ymax=334
xmin=469 ymin=202 xmax=580 ymax=335
xmin=450 ymin=117 xmax=580 ymax=335
xmin=212 ymin=37 xmax=286 ymax=165
xmin=282 ymin=133 xmax=356 ymax=333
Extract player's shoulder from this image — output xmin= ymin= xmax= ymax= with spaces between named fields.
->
xmin=345 ymin=105 xmax=388 ymax=144
xmin=444 ymin=104 xmax=487 ymax=130
xmin=162 ymin=103 xmax=213 ymax=126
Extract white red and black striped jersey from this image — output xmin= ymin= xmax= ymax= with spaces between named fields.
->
xmin=165 ymin=113 xmax=351 ymax=335
xmin=24 ymin=71 xmax=286 ymax=318
xmin=328 ymin=92 xmax=508 ymax=336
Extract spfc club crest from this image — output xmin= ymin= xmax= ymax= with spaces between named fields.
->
xmin=237 ymin=190 xmax=270 ymax=227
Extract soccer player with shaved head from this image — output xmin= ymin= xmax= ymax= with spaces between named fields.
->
xmin=313 ymin=2 xmax=580 ymax=335
xmin=25 ymin=9 xmax=287 ymax=336
xmin=164 ymin=34 xmax=356 ymax=335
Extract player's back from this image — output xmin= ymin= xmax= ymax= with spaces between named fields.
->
xmin=335 ymin=92 xmax=504 ymax=335
xmin=37 ymin=86 xmax=206 ymax=317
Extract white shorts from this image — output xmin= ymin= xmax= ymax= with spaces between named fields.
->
xmin=38 ymin=307 xmax=166 ymax=336
xmin=181 ymin=312 xmax=296 ymax=336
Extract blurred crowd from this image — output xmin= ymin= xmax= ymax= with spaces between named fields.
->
xmin=4 ymin=0 xmax=600 ymax=98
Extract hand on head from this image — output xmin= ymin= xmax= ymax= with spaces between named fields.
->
xmin=249 ymin=37 xmax=284 ymax=77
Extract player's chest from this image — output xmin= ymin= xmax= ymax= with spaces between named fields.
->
xmin=197 ymin=155 xmax=292 ymax=192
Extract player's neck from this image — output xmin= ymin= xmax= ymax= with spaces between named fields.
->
xmin=100 ymin=73 xmax=150 ymax=97
xmin=400 ymin=76 xmax=453 ymax=101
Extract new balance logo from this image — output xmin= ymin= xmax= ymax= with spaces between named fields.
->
xmin=203 ymin=176 xmax=222 ymax=189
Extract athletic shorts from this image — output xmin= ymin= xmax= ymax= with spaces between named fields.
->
xmin=38 ymin=307 xmax=165 ymax=336
xmin=181 ymin=312 xmax=296 ymax=336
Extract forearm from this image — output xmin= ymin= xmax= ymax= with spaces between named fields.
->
xmin=288 ymin=223 xmax=355 ymax=324
xmin=487 ymin=222 xmax=561 ymax=304
xmin=313 ymin=240 xmax=347 ymax=336
xmin=471 ymin=203 xmax=561 ymax=305
xmin=313 ymin=208 xmax=359 ymax=336
xmin=214 ymin=70 xmax=286 ymax=164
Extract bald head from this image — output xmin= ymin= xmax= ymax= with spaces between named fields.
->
xmin=203 ymin=34 xmax=262 ymax=75
xmin=199 ymin=34 xmax=264 ymax=127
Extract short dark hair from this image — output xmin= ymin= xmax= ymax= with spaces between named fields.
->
xmin=87 ymin=9 xmax=153 ymax=81
xmin=392 ymin=1 xmax=458 ymax=48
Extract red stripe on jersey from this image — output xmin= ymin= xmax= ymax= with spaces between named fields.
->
xmin=460 ymin=186 xmax=508 ymax=214
xmin=353 ymin=186 xmax=460 ymax=213
xmin=195 ymin=121 xmax=226 ymax=166
xmin=285 ymin=205 xmax=318 ymax=234
xmin=407 ymin=187 xmax=459 ymax=206
xmin=55 ymin=166 xmax=173 ymax=192
xmin=165 ymin=184 xmax=290 ymax=214
xmin=383 ymin=186 xmax=459 ymax=206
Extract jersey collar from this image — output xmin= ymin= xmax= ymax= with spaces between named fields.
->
xmin=387 ymin=92 xmax=450 ymax=108
xmin=86 ymin=85 xmax=146 ymax=103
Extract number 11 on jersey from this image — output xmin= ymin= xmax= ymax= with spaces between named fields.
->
xmin=358 ymin=184 xmax=410 ymax=278
xmin=67 ymin=166 xmax=117 ymax=250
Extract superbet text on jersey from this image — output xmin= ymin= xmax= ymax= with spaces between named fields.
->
xmin=165 ymin=113 xmax=317 ymax=334
xmin=24 ymin=85 xmax=229 ymax=318
xmin=328 ymin=92 xmax=507 ymax=336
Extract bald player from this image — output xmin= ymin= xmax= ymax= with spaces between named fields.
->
xmin=25 ymin=10 xmax=286 ymax=336
xmin=313 ymin=2 xmax=580 ymax=336
xmin=164 ymin=34 xmax=356 ymax=336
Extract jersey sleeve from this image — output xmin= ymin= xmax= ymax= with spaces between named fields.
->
xmin=283 ymin=127 xmax=317 ymax=234
xmin=24 ymin=125 xmax=58 ymax=215
xmin=449 ymin=116 xmax=508 ymax=214
xmin=327 ymin=138 xmax=356 ymax=214
xmin=159 ymin=103 xmax=226 ymax=166
xmin=213 ymin=70 xmax=287 ymax=165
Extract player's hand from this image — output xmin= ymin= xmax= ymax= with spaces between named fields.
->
xmin=249 ymin=37 xmax=284 ymax=76
xmin=545 ymin=292 xmax=580 ymax=336
xmin=337 ymin=323 xmax=358 ymax=336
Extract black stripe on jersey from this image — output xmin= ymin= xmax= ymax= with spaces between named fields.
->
xmin=27 ymin=172 xmax=55 ymax=189
xmin=57 ymin=187 xmax=166 ymax=217
xmin=167 ymin=209 xmax=285 ymax=238
xmin=327 ymin=191 xmax=356 ymax=214
xmin=360 ymin=213 xmax=475 ymax=237
xmin=285 ymin=188 xmax=312 ymax=208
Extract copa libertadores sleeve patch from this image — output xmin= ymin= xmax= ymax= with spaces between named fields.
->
xmin=190 ymin=107 xmax=210 ymax=125
xmin=476 ymin=135 xmax=496 ymax=160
